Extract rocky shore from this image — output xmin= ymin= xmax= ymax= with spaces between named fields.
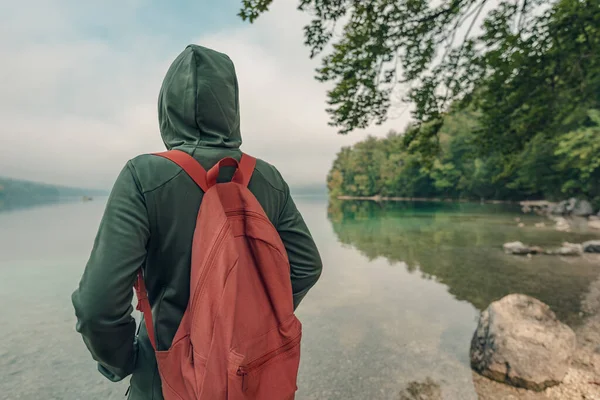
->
xmin=472 ymin=198 xmax=600 ymax=398
xmin=472 ymin=278 xmax=600 ymax=400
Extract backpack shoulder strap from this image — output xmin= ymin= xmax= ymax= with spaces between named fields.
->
xmin=204 ymin=153 xmax=257 ymax=188
xmin=237 ymin=153 xmax=257 ymax=187
xmin=134 ymin=150 xmax=209 ymax=351
xmin=154 ymin=150 xmax=209 ymax=192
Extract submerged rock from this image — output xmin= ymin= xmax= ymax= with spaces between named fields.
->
xmin=583 ymin=240 xmax=600 ymax=253
xmin=398 ymin=378 xmax=441 ymax=400
xmin=470 ymin=294 xmax=576 ymax=392
xmin=503 ymin=242 xmax=543 ymax=255
xmin=589 ymin=219 xmax=600 ymax=230
xmin=553 ymin=217 xmax=571 ymax=232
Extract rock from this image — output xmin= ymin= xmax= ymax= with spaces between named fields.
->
xmin=518 ymin=222 xmax=525 ymax=228
xmin=470 ymin=294 xmax=577 ymax=391
xmin=550 ymin=198 xmax=594 ymax=217
xmin=589 ymin=215 xmax=600 ymax=221
xmin=503 ymin=242 xmax=543 ymax=255
xmin=589 ymin=220 xmax=600 ymax=230
xmin=565 ymin=198 xmax=578 ymax=214
xmin=398 ymin=378 xmax=442 ymax=400
xmin=583 ymin=241 xmax=600 ymax=253
xmin=530 ymin=246 xmax=544 ymax=254
xmin=503 ymin=242 xmax=528 ymax=255
xmin=545 ymin=242 xmax=583 ymax=256
xmin=534 ymin=222 xmax=546 ymax=228
xmin=572 ymin=199 xmax=594 ymax=217
xmin=553 ymin=217 xmax=571 ymax=232
xmin=550 ymin=200 xmax=569 ymax=215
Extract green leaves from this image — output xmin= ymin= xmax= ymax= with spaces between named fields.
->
xmin=239 ymin=0 xmax=489 ymax=134
xmin=238 ymin=0 xmax=274 ymax=23
xmin=555 ymin=110 xmax=600 ymax=186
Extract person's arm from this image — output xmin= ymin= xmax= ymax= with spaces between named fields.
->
xmin=277 ymin=184 xmax=323 ymax=310
xmin=71 ymin=161 xmax=149 ymax=381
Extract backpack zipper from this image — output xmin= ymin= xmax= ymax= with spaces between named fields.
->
xmin=235 ymin=331 xmax=302 ymax=392
xmin=236 ymin=367 xmax=249 ymax=392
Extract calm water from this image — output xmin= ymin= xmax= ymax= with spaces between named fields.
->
xmin=1 ymin=197 xmax=599 ymax=400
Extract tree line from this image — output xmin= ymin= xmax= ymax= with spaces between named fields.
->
xmin=326 ymin=105 xmax=600 ymax=206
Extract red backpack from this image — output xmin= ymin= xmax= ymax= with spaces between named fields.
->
xmin=134 ymin=150 xmax=302 ymax=399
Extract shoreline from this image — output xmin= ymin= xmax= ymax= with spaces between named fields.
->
xmin=336 ymin=195 xmax=517 ymax=205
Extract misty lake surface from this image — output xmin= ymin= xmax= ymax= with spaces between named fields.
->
xmin=1 ymin=197 xmax=599 ymax=399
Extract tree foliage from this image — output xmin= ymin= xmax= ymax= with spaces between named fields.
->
xmin=240 ymin=0 xmax=600 ymax=163
xmin=242 ymin=0 xmax=600 ymax=204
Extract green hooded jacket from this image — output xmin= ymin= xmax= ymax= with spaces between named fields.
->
xmin=71 ymin=45 xmax=323 ymax=399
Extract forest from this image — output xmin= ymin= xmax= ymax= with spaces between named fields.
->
xmin=326 ymin=106 xmax=600 ymax=205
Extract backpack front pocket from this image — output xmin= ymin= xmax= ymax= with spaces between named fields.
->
xmin=227 ymin=320 xmax=302 ymax=400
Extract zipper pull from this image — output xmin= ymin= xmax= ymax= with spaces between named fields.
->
xmin=237 ymin=367 xmax=248 ymax=392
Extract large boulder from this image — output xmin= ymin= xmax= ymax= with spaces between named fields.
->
xmin=583 ymin=240 xmax=600 ymax=253
xmin=470 ymin=294 xmax=576 ymax=391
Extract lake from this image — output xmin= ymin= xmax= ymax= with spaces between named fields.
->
xmin=1 ymin=197 xmax=599 ymax=399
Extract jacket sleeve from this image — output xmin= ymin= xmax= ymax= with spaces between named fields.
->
xmin=71 ymin=161 xmax=149 ymax=382
xmin=276 ymin=183 xmax=323 ymax=310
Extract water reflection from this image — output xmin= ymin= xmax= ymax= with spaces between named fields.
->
xmin=327 ymin=199 xmax=600 ymax=325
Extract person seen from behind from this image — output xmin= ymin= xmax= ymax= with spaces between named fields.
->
xmin=72 ymin=44 xmax=323 ymax=400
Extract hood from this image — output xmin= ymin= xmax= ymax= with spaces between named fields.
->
xmin=158 ymin=45 xmax=242 ymax=149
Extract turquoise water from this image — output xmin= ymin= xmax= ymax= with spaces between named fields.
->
xmin=0 ymin=197 xmax=598 ymax=399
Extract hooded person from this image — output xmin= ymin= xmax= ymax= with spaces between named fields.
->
xmin=71 ymin=44 xmax=323 ymax=399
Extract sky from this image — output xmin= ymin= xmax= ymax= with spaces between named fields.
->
xmin=0 ymin=0 xmax=409 ymax=190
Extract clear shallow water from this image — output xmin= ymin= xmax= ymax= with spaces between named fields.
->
xmin=0 ymin=197 xmax=598 ymax=400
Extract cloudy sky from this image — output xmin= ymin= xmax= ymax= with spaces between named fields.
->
xmin=0 ymin=0 xmax=410 ymax=190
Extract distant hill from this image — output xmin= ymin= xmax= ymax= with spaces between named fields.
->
xmin=0 ymin=177 xmax=324 ymax=212
xmin=0 ymin=177 xmax=107 ymax=212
